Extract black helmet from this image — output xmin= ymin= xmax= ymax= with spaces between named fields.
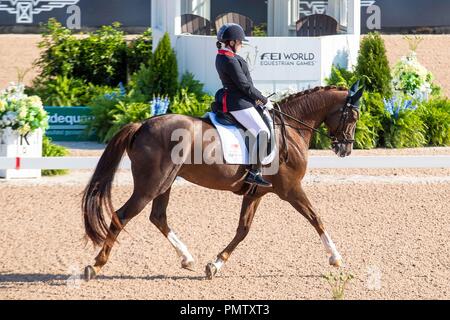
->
xmin=217 ymin=23 xmax=248 ymax=43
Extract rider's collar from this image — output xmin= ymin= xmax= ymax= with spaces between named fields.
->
xmin=218 ymin=48 xmax=235 ymax=57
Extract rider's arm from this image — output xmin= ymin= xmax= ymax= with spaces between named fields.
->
xmin=225 ymin=58 xmax=268 ymax=104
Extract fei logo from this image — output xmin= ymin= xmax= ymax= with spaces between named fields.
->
xmin=0 ymin=0 xmax=79 ymax=24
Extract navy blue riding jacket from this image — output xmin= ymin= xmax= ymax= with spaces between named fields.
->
xmin=214 ymin=49 xmax=267 ymax=113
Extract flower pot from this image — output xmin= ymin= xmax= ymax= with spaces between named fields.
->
xmin=0 ymin=127 xmax=43 ymax=179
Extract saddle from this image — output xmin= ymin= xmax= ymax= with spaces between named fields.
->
xmin=210 ymin=102 xmax=276 ymax=159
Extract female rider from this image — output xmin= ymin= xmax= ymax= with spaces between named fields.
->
xmin=214 ymin=23 xmax=274 ymax=188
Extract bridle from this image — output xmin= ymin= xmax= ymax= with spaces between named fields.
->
xmin=326 ymin=98 xmax=360 ymax=147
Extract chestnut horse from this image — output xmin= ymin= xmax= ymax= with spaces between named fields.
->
xmin=82 ymin=85 xmax=363 ymax=281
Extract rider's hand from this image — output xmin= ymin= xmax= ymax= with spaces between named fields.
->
xmin=264 ymin=100 xmax=274 ymax=111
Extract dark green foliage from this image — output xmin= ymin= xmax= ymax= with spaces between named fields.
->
xmin=383 ymin=110 xmax=427 ymax=148
xmin=354 ymin=92 xmax=385 ymax=148
xmin=310 ymin=125 xmax=332 ymax=150
xmin=170 ymin=89 xmax=213 ymax=117
xmin=103 ymin=101 xmax=151 ymax=143
xmin=147 ymin=33 xmax=179 ymax=98
xmin=180 ymin=72 xmax=205 ymax=99
xmin=27 ymin=75 xmax=111 ymax=106
xmin=417 ymin=98 xmax=450 ymax=146
xmin=355 ymin=33 xmax=392 ymax=98
xmin=252 ymin=23 xmax=268 ymax=37
xmin=86 ymin=92 xmax=123 ymax=143
xmin=325 ymin=66 xmax=357 ymax=88
xmin=127 ymin=28 xmax=153 ymax=76
xmin=129 ymin=64 xmax=154 ymax=101
xmin=129 ymin=33 xmax=178 ymax=101
xmin=354 ymin=110 xmax=382 ymax=150
xmin=42 ymin=136 xmax=69 ymax=176
xmin=35 ymin=19 xmax=128 ymax=87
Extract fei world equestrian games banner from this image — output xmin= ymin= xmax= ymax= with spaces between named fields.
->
xmin=0 ymin=0 xmax=151 ymax=32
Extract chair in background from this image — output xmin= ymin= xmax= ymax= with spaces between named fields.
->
xmin=181 ymin=14 xmax=212 ymax=35
xmin=296 ymin=14 xmax=339 ymax=37
xmin=215 ymin=12 xmax=254 ymax=36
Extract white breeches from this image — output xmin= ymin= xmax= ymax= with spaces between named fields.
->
xmin=230 ymin=107 xmax=270 ymax=139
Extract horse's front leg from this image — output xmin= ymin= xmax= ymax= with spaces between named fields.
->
xmin=205 ymin=195 xmax=262 ymax=279
xmin=282 ymin=185 xmax=343 ymax=267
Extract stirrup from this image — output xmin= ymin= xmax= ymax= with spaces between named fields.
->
xmin=245 ymin=170 xmax=272 ymax=188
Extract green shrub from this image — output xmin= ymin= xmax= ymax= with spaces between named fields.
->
xmin=87 ymin=88 xmax=151 ymax=143
xmin=129 ymin=63 xmax=153 ymax=101
xmin=147 ymin=33 xmax=179 ymax=98
xmin=127 ymin=28 xmax=153 ymax=75
xmin=383 ymin=97 xmax=427 ymax=148
xmin=356 ymin=33 xmax=392 ymax=97
xmin=104 ymin=101 xmax=151 ymax=142
xmin=129 ymin=33 xmax=178 ymax=101
xmin=252 ymin=23 xmax=268 ymax=37
xmin=354 ymin=110 xmax=381 ymax=149
xmin=77 ymin=23 xmax=128 ymax=86
xmin=170 ymin=89 xmax=212 ymax=117
xmin=356 ymin=92 xmax=385 ymax=148
xmin=180 ymin=72 xmax=205 ymax=99
xmin=35 ymin=19 xmax=79 ymax=82
xmin=325 ymin=66 xmax=357 ymax=88
xmin=86 ymin=92 xmax=124 ymax=142
xmin=42 ymin=136 xmax=69 ymax=176
xmin=35 ymin=19 xmax=128 ymax=87
xmin=417 ymin=98 xmax=450 ymax=146
xmin=310 ymin=124 xmax=331 ymax=149
xmin=27 ymin=75 xmax=111 ymax=106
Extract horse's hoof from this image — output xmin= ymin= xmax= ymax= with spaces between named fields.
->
xmin=182 ymin=260 xmax=196 ymax=272
xmin=84 ymin=265 xmax=97 ymax=282
xmin=329 ymin=256 xmax=343 ymax=268
xmin=205 ymin=263 xmax=217 ymax=280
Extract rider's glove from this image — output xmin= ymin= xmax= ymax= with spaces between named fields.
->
xmin=264 ymin=100 xmax=274 ymax=111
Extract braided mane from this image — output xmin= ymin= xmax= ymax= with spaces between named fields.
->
xmin=278 ymin=85 xmax=348 ymax=118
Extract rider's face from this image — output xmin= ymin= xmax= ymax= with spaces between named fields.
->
xmin=230 ymin=40 xmax=243 ymax=53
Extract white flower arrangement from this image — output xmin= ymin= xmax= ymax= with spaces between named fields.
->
xmin=0 ymin=83 xmax=49 ymax=136
xmin=391 ymin=51 xmax=433 ymax=102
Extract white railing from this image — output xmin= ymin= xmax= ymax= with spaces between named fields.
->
xmin=1 ymin=156 xmax=450 ymax=170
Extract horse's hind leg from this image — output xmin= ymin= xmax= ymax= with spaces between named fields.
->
xmin=283 ymin=185 xmax=343 ymax=267
xmin=149 ymin=187 xmax=195 ymax=271
xmin=84 ymin=163 xmax=181 ymax=281
xmin=84 ymin=190 xmax=154 ymax=281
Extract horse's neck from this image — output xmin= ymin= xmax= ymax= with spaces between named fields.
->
xmin=278 ymin=92 xmax=339 ymax=147
xmin=281 ymin=95 xmax=334 ymax=129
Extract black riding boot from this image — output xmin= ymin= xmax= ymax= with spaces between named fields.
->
xmin=244 ymin=133 xmax=272 ymax=188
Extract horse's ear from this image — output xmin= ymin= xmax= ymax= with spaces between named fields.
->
xmin=349 ymin=80 xmax=360 ymax=95
xmin=350 ymin=87 xmax=364 ymax=106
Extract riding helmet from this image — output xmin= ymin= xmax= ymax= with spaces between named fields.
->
xmin=217 ymin=23 xmax=248 ymax=43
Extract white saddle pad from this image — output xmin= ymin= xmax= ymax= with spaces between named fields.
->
xmin=207 ymin=111 xmax=277 ymax=165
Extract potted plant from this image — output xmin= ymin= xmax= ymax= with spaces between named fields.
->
xmin=0 ymin=83 xmax=49 ymax=179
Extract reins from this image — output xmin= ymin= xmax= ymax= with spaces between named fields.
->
xmin=272 ymin=102 xmax=333 ymax=140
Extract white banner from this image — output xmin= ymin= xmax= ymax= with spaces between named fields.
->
xmin=239 ymin=37 xmax=321 ymax=81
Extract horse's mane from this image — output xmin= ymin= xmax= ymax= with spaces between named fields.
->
xmin=278 ymin=85 xmax=348 ymax=117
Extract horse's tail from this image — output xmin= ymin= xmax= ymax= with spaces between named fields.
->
xmin=82 ymin=123 xmax=142 ymax=246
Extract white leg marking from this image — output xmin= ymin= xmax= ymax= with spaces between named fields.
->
xmin=213 ymin=258 xmax=225 ymax=272
xmin=320 ymin=232 xmax=342 ymax=262
xmin=167 ymin=230 xmax=194 ymax=264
